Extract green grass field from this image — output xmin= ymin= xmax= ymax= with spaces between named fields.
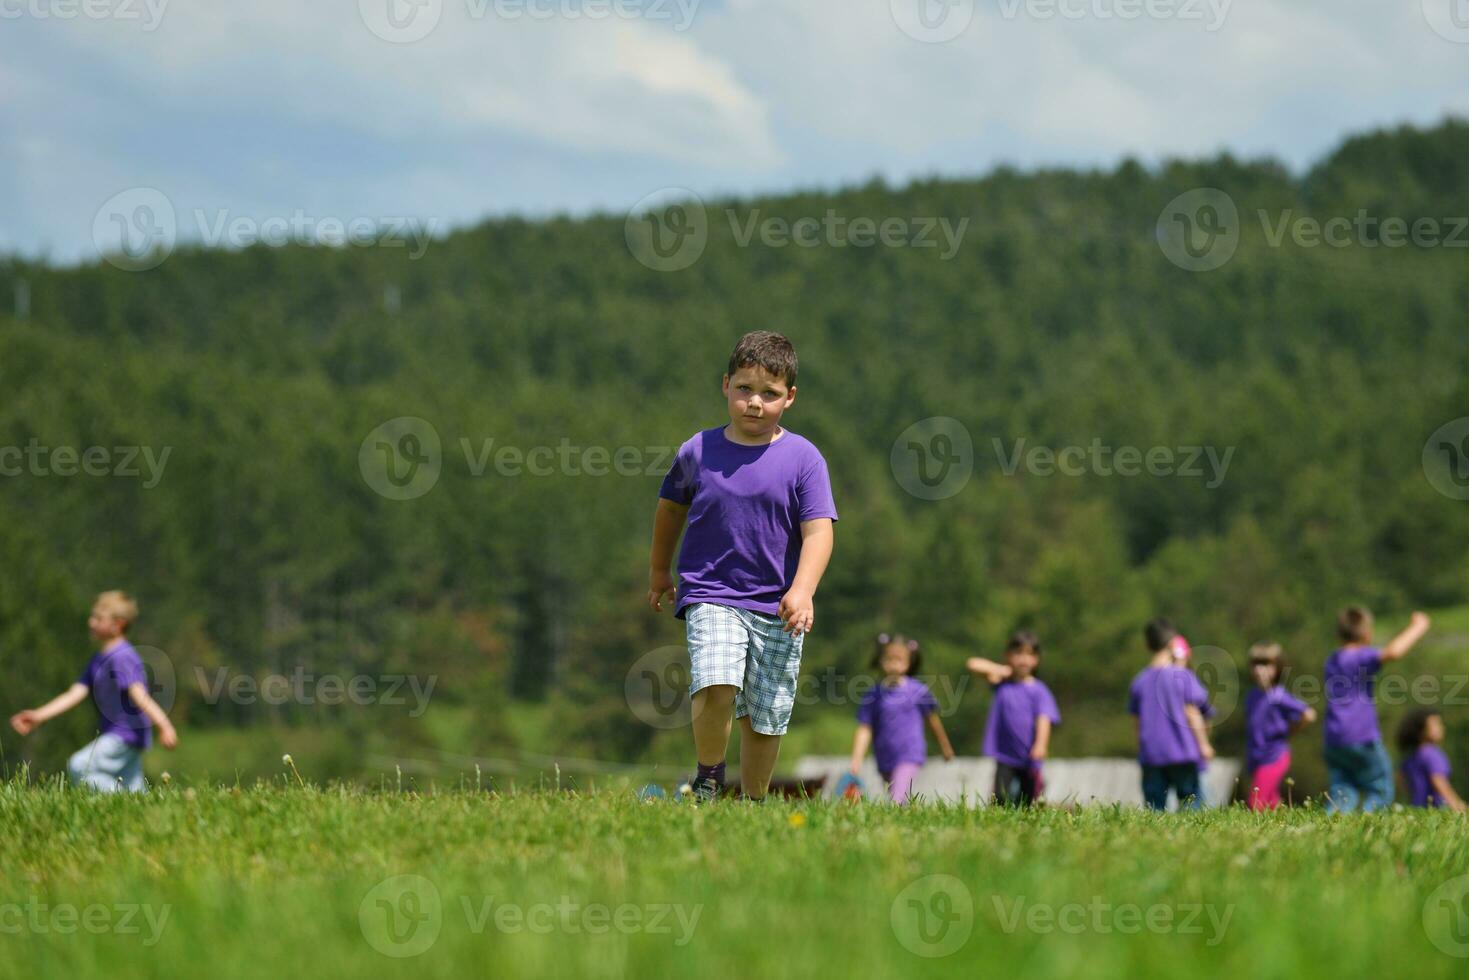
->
xmin=4 ymin=782 xmax=1469 ymax=979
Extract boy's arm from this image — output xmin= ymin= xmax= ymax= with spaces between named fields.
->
xmin=1184 ymin=704 xmax=1215 ymax=760
xmin=1380 ymin=611 xmax=1431 ymax=662
xmin=850 ymin=723 xmax=873 ymax=774
xmin=1030 ymin=715 xmax=1052 ymax=761
xmin=10 ymin=683 xmax=90 ymax=734
xmin=1428 ymin=773 xmax=1469 ymax=813
xmin=926 ymin=713 xmax=956 ymax=761
xmin=777 ymin=518 xmax=833 ymax=635
xmin=647 ymin=498 xmax=690 ymax=612
xmin=965 ymin=658 xmax=1012 ymax=684
xmin=127 ymin=682 xmax=178 ymax=749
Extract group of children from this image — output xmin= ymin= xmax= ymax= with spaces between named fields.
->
xmin=4 ymin=335 xmax=1459 ymax=816
xmin=645 ymin=330 xmax=1463 ymax=813
xmin=847 ymin=607 xmax=1462 ymax=811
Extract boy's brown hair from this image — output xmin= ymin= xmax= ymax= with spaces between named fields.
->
xmin=727 ymin=331 xmax=798 ymax=389
xmin=1337 ymin=606 xmax=1373 ymax=644
xmin=1248 ymin=642 xmax=1287 ymax=686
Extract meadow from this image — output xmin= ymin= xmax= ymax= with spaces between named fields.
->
xmin=3 ymin=782 xmax=1468 ymax=978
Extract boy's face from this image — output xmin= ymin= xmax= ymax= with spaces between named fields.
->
xmin=723 ymin=365 xmax=795 ymax=441
xmin=88 ymin=605 xmax=125 ymax=642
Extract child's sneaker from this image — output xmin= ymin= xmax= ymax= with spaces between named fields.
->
xmin=687 ymin=773 xmax=722 ymax=803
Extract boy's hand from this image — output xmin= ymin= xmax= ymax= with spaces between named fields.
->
xmin=778 ymin=589 xmax=814 ymax=635
xmin=159 ymin=723 xmax=179 ymax=750
xmin=9 ymin=710 xmax=38 ymax=735
xmin=647 ymin=568 xmax=676 ymax=613
xmin=1029 ymin=746 xmax=1047 ymax=762
xmin=1411 ymin=611 xmax=1431 ymax=631
xmin=1199 ymin=743 xmax=1216 ymax=762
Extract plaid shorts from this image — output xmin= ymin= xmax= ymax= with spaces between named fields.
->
xmin=685 ymin=602 xmax=805 ymax=735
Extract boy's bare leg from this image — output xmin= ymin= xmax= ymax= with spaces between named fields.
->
xmin=738 ymin=716 xmax=782 ymax=800
xmin=691 ymin=685 xmax=737 ymax=766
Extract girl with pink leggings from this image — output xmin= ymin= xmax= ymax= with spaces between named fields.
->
xmin=1244 ymin=642 xmax=1316 ymax=809
xmin=850 ymin=633 xmax=955 ymax=803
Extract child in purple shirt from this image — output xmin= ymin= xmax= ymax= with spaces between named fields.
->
xmin=967 ymin=630 xmax=1061 ymax=806
xmin=850 ymin=633 xmax=955 ymax=804
xmin=1396 ymin=709 xmax=1467 ymax=811
xmin=1243 ymin=642 xmax=1315 ymax=809
xmin=1322 ymin=607 xmax=1430 ymax=813
xmin=10 ymin=591 xmax=178 ymax=792
xmin=1128 ymin=617 xmax=1215 ymax=811
xmin=648 ymin=332 xmax=838 ymax=803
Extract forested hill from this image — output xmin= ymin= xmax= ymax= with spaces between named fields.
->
xmin=2 ymin=118 xmax=1468 ymax=778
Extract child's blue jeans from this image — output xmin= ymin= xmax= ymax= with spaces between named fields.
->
xmin=68 ymin=734 xmax=146 ymax=793
xmin=1324 ymin=739 xmax=1393 ymax=813
xmin=1141 ymin=763 xmax=1204 ymax=811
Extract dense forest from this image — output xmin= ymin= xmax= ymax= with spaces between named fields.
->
xmin=3 ymin=119 xmax=1468 ymax=792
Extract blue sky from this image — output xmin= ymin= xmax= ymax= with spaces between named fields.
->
xmin=3 ymin=0 xmax=1468 ymax=264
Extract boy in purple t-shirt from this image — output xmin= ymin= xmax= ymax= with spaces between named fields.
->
xmin=849 ymin=633 xmax=955 ymax=804
xmin=967 ymin=630 xmax=1061 ymax=806
xmin=1396 ymin=709 xmax=1467 ymax=811
xmin=1128 ymin=618 xmax=1215 ymax=811
xmin=647 ymin=332 xmax=838 ymax=802
xmin=1322 ymin=606 xmax=1430 ymax=813
xmin=10 ymin=591 xmax=178 ymax=792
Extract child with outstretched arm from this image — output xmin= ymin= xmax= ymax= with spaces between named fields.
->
xmin=967 ymin=630 xmax=1061 ymax=806
xmin=10 ymin=591 xmax=177 ymax=792
xmin=1322 ymin=607 xmax=1430 ymax=813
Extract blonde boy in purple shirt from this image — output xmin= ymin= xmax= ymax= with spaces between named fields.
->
xmin=10 ymin=591 xmax=178 ymax=792
xmin=647 ymin=332 xmax=837 ymax=802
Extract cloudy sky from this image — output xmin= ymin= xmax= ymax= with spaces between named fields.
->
xmin=3 ymin=0 xmax=1468 ymax=263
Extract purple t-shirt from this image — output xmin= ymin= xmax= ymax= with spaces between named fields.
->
xmin=983 ymin=679 xmax=1061 ymax=769
xmin=1245 ymin=685 xmax=1309 ymax=771
xmin=1128 ymin=665 xmax=1214 ymax=767
xmin=659 ymin=426 xmax=838 ymax=619
xmin=1401 ymin=744 xmax=1452 ymax=808
xmin=1323 ymin=646 xmax=1382 ymax=748
xmin=78 ymin=641 xmax=152 ymax=748
xmin=856 ymin=677 xmax=938 ymax=774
